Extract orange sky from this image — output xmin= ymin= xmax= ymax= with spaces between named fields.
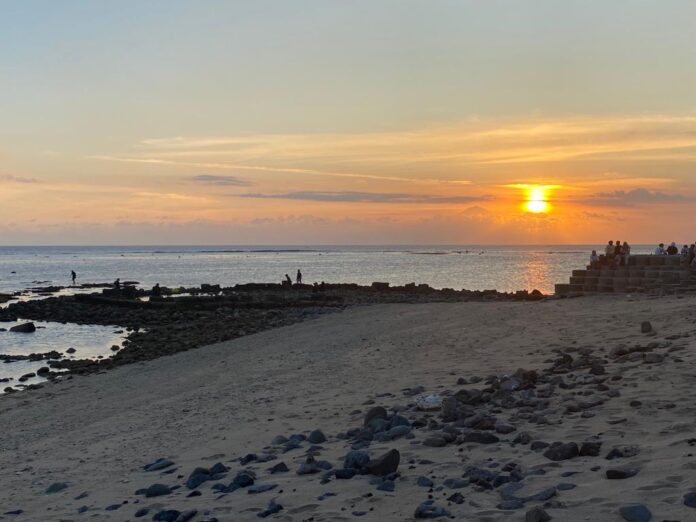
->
xmin=2 ymin=2 xmax=696 ymax=244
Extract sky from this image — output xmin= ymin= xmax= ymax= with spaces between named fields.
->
xmin=1 ymin=0 xmax=696 ymax=245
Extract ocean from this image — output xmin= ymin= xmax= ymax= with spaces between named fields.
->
xmin=0 ymin=244 xmax=650 ymax=388
xmin=0 ymin=244 xmax=650 ymax=296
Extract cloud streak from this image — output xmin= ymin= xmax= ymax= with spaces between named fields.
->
xmin=190 ymin=174 xmax=252 ymax=186
xmin=578 ymin=188 xmax=693 ymax=207
xmin=237 ymin=191 xmax=492 ymax=204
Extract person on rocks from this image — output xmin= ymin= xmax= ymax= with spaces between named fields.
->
xmin=296 ymin=269 xmax=302 ymax=285
xmin=621 ymin=241 xmax=631 ymax=266
xmin=605 ymin=240 xmax=615 ymax=260
xmin=71 ymin=270 xmax=77 ymax=285
xmin=667 ymin=242 xmax=679 ymax=255
xmin=151 ymin=283 xmax=161 ymax=297
xmin=113 ymin=278 xmax=121 ymax=289
xmin=283 ymin=274 xmax=292 ymax=287
xmin=590 ymin=250 xmax=600 ymax=268
xmin=688 ymin=244 xmax=696 ymax=266
xmin=654 ymin=243 xmax=665 ymax=255
xmin=613 ymin=241 xmax=623 ymax=266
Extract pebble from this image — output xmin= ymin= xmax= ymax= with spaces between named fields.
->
xmin=366 ymin=449 xmax=400 ymax=476
xmin=543 ymin=442 xmax=579 ymax=461
xmin=683 ymin=492 xmax=696 ymax=508
xmin=414 ymin=501 xmax=452 ymax=519
xmin=606 ymin=467 xmax=639 ymax=479
xmin=525 ymin=506 xmax=551 ymax=522
xmin=45 ymin=482 xmax=68 ymax=494
xmin=619 ymin=504 xmax=652 ymax=522
xmin=308 ymin=429 xmax=327 ymax=444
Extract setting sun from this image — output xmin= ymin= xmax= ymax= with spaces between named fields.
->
xmin=525 ymin=186 xmax=550 ymax=213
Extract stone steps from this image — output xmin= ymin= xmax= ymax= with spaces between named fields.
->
xmin=555 ymin=255 xmax=696 ymax=296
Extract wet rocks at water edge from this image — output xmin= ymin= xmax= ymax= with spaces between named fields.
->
xmin=9 ymin=322 xmax=35 ymax=333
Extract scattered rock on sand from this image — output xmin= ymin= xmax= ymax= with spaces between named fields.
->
xmin=366 ymin=449 xmax=400 ymax=476
xmin=45 ymin=482 xmax=68 ymax=494
xmin=641 ymin=321 xmax=652 ymax=333
xmin=144 ymin=483 xmax=172 ymax=497
xmin=683 ymin=492 xmax=696 ymax=508
xmin=525 ymin=506 xmax=552 ymax=522
xmin=414 ymin=501 xmax=451 ymax=519
xmin=308 ymin=429 xmax=327 ymax=444
xmin=619 ymin=504 xmax=652 ymax=522
xmin=606 ymin=467 xmax=639 ymax=479
xmin=543 ymin=442 xmax=579 ymax=461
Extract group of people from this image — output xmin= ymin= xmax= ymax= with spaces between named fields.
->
xmin=590 ymin=240 xmax=632 ymax=268
xmin=284 ymin=269 xmax=303 ymax=285
xmin=590 ymin=240 xmax=696 ymax=268
xmin=654 ymin=242 xmax=696 ymax=266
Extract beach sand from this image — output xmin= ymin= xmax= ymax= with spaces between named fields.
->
xmin=1 ymin=295 xmax=696 ymax=521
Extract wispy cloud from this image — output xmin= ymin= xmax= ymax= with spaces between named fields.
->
xmin=578 ymin=188 xmax=693 ymax=207
xmin=237 ymin=191 xmax=491 ymax=204
xmin=190 ymin=174 xmax=252 ymax=186
xmin=0 ymin=174 xmax=40 ymax=183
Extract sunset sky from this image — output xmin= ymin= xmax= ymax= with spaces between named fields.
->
xmin=2 ymin=0 xmax=696 ymax=245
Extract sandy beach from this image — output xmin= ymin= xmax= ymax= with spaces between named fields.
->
xmin=1 ymin=294 xmax=695 ymax=521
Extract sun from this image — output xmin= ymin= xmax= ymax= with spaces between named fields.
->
xmin=525 ymin=186 xmax=550 ymax=213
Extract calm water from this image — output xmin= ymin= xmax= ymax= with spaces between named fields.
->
xmin=0 ymin=244 xmax=655 ymax=296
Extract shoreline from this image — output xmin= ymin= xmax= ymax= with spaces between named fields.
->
xmin=0 ymin=295 xmax=694 ymax=520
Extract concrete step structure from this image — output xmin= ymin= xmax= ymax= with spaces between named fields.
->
xmin=555 ymin=254 xmax=696 ymax=296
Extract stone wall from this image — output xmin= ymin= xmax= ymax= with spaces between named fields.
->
xmin=555 ymin=255 xmax=696 ymax=296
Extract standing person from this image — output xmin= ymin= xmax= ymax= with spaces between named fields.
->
xmin=605 ymin=240 xmax=614 ymax=257
xmin=688 ymin=244 xmax=696 ymax=266
xmin=681 ymin=244 xmax=690 ymax=258
xmin=590 ymin=250 xmax=599 ymax=268
xmin=622 ymin=242 xmax=631 ymax=266
xmin=667 ymin=242 xmax=678 ymax=255
xmin=114 ymin=278 xmax=121 ymax=289
xmin=614 ymin=241 xmax=623 ymax=266
xmin=654 ymin=243 xmax=665 ymax=255
xmin=71 ymin=270 xmax=77 ymax=285
xmin=296 ymin=269 xmax=302 ymax=285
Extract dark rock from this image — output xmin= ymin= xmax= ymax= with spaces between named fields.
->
xmin=448 ymin=492 xmax=464 ymax=504
xmin=257 ymin=500 xmax=283 ymax=518
xmin=366 ymin=449 xmax=400 ymax=476
xmin=45 ymin=482 xmax=68 ymax=494
xmin=543 ymin=442 xmax=579 ymax=461
xmin=145 ymin=483 xmax=172 ymax=497
xmin=10 ymin=322 xmax=36 ymax=333
xmin=513 ymin=432 xmax=532 ymax=445
xmin=530 ymin=441 xmax=549 ymax=451
xmin=364 ymin=406 xmax=388 ymax=426
xmin=498 ymin=499 xmax=525 ymax=510
xmin=144 ymin=458 xmax=174 ymax=472
xmin=414 ymin=501 xmax=452 ymax=519
xmin=247 ymin=484 xmax=277 ymax=494
xmin=186 ymin=468 xmax=210 ymax=489
xmin=177 ymin=511 xmax=197 ymax=522
xmin=233 ymin=472 xmax=255 ymax=487
xmin=619 ymin=504 xmax=652 ymax=522
xmin=641 ymin=321 xmax=652 ymax=333
xmin=335 ymin=468 xmax=356 ymax=479
xmin=579 ymin=441 xmax=602 ymax=457
xmin=153 ymin=510 xmax=180 ymax=522
xmin=460 ymin=431 xmax=499 ymax=444
xmin=344 ymin=450 xmax=370 ymax=471
xmin=525 ymin=506 xmax=551 ymax=522
xmin=269 ymin=462 xmax=289 ymax=474
xmin=443 ymin=478 xmax=466 ymax=489
xmin=423 ymin=436 xmax=448 ymax=447
xmin=308 ymin=429 xmax=327 ymax=444
xmin=376 ymin=479 xmax=395 ymax=492
xmin=606 ymin=467 xmax=639 ymax=479
xmin=417 ymin=476 xmax=434 ymax=488
xmin=134 ymin=508 xmax=149 ymax=517
xmin=684 ymin=492 xmax=696 ymax=508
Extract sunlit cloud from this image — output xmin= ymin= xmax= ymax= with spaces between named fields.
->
xmin=190 ymin=174 xmax=252 ymax=186
xmin=237 ymin=191 xmax=492 ymax=204
xmin=576 ymin=188 xmax=693 ymax=207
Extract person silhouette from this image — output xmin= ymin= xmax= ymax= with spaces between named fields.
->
xmin=114 ymin=278 xmax=121 ymax=289
xmin=71 ymin=270 xmax=77 ymax=285
xmin=296 ymin=269 xmax=302 ymax=284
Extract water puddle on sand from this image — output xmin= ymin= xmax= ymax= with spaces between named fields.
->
xmin=0 ymin=319 xmax=127 ymax=391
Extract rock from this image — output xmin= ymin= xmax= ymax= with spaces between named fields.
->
xmin=495 ymin=423 xmax=516 ymax=434
xmin=134 ymin=508 xmax=149 ymax=517
xmin=344 ymin=450 xmax=370 ymax=471
xmin=10 ymin=322 xmax=36 ymax=333
xmin=45 ymin=482 xmax=68 ymax=494
xmin=448 ymin=492 xmax=464 ymax=504
xmin=247 ymin=484 xmax=277 ymax=494
xmin=36 ymin=366 xmax=50 ymax=375
xmin=257 ymin=500 xmax=283 ymax=518
xmin=376 ymin=479 xmax=395 ymax=492
xmin=66 ymin=347 xmax=76 ymax=354
xmin=233 ymin=472 xmax=255 ymax=487
xmin=364 ymin=406 xmax=388 ymax=426
xmin=335 ymin=468 xmax=356 ymax=479
xmin=414 ymin=501 xmax=452 ymax=519
xmin=308 ymin=429 xmax=327 ymax=444
xmin=423 ymin=436 xmax=448 ymax=447
xmin=530 ymin=441 xmax=549 ymax=451
xmin=417 ymin=476 xmax=434 ymax=487
xmin=269 ymin=462 xmax=289 ymax=474
xmin=153 ymin=510 xmax=180 ymax=522
xmin=643 ymin=353 xmax=664 ymax=364
xmin=619 ymin=504 xmax=652 ymax=522
xmin=366 ymin=449 xmax=400 ymax=476
xmin=443 ymin=478 xmax=467 ymax=489
xmin=606 ymin=446 xmax=640 ymax=460
xmin=460 ymin=431 xmax=499 ymax=444
xmin=144 ymin=458 xmax=174 ymax=472
xmin=513 ymin=432 xmax=532 ymax=445
xmin=145 ymin=483 xmax=172 ymax=497
xmin=610 ymin=345 xmax=629 ymax=358
xmin=186 ymin=467 xmax=211 ymax=489
xmin=684 ymin=492 xmax=696 ymax=508
xmin=641 ymin=321 xmax=652 ymax=333
xmin=525 ymin=506 xmax=552 ymax=522
xmin=414 ymin=393 xmax=443 ymax=410
xmin=543 ymin=442 xmax=578 ymax=461
xmin=498 ymin=499 xmax=525 ymax=510
xmin=579 ymin=441 xmax=602 ymax=457
xmin=176 ymin=511 xmax=197 ymax=522
xmin=606 ymin=467 xmax=639 ymax=479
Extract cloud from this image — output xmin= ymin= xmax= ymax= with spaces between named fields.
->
xmin=0 ymin=174 xmax=39 ymax=183
xmin=190 ymin=174 xmax=252 ymax=186
xmin=237 ymin=191 xmax=492 ymax=204
xmin=579 ymin=188 xmax=693 ymax=206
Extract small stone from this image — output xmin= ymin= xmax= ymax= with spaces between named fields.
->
xmin=366 ymin=449 xmax=400 ymax=476
xmin=269 ymin=462 xmax=289 ymax=474
xmin=641 ymin=321 xmax=652 ymax=333
xmin=247 ymin=484 xmax=277 ymax=494
xmin=448 ymin=492 xmax=465 ymax=504
xmin=308 ymin=429 xmax=327 ymax=444
xmin=579 ymin=441 xmax=602 ymax=457
xmin=684 ymin=492 xmax=696 ymax=508
xmin=45 ymin=482 xmax=68 ymax=494
xmin=364 ymin=406 xmax=388 ymax=426
xmin=543 ymin=442 xmax=579 ymax=461
xmin=460 ymin=431 xmax=499 ymax=444
xmin=145 ymin=483 xmax=172 ymax=497
xmin=525 ymin=506 xmax=551 ymax=522
xmin=423 ymin=436 xmax=447 ymax=447
xmin=417 ymin=476 xmax=434 ymax=488
xmin=414 ymin=501 xmax=452 ymax=519
xmin=619 ymin=504 xmax=652 ymax=522
xmin=257 ymin=500 xmax=283 ymax=518
xmin=606 ymin=467 xmax=639 ymax=479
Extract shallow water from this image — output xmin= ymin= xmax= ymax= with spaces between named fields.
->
xmin=0 ymin=319 xmax=126 ymax=389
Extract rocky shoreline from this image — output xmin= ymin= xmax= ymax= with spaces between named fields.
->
xmin=0 ymin=282 xmax=544 ymax=382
